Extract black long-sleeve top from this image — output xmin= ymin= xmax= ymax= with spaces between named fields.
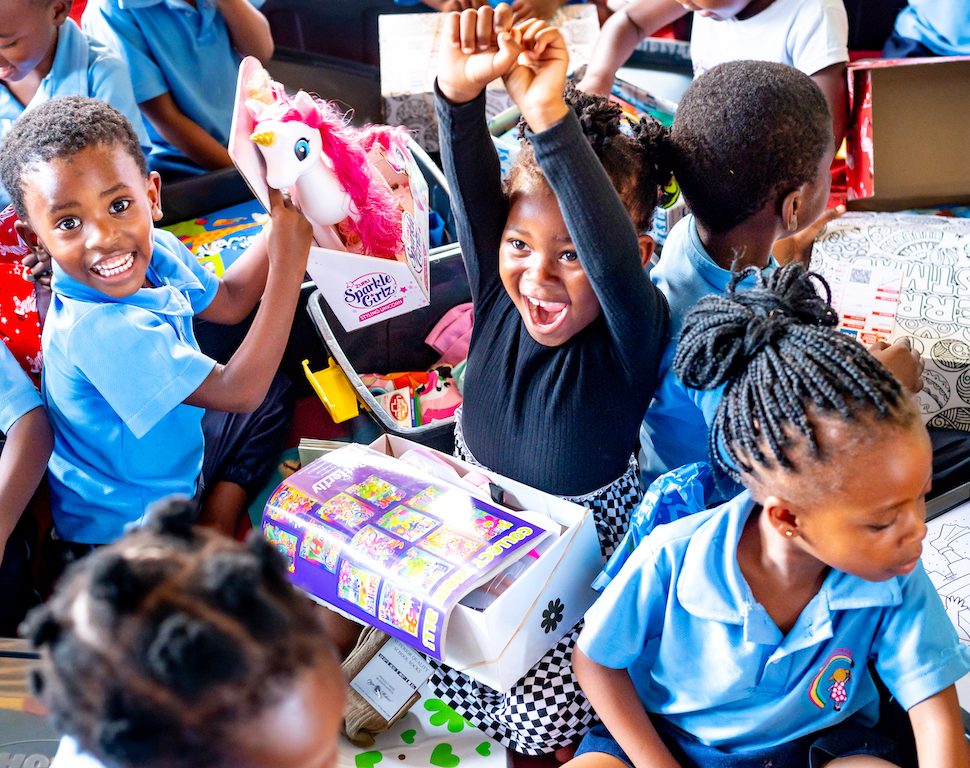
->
xmin=437 ymin=88 xmax=669 ymax=495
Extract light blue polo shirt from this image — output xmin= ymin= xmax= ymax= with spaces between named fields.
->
xmin=43 ymin=228 xmax=219 ymax=544
xmin=894 ymin=0 xmax=970 ymax=56
xmin=578 ymin=491 xmax=970 ymax=751
xmin=82 ymin=0 xmax=263 ymax=176
xmin=639 ymin=214 xmax=776 ymax=493
xmin=0 ymin=343 xmax=42 ymax=435
xmin=0 ymin=19 xmax=150 ymax=208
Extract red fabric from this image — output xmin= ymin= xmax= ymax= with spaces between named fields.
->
xmin=69 ymin=0 xmax=87 ymax=23
xmin=0 ymin=205 xmax=41 ymax=386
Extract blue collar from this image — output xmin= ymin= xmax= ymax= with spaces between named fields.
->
xmin=677 ymin=493 xmax=902 ymax=647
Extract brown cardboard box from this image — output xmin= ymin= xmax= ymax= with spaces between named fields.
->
xmin=846 ymin=57 xmax=970 ymax=211
xmin=379 ymin=6 xmax=600 ymax=152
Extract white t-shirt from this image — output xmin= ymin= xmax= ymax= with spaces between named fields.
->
xmin=51 ymin=736 xmax=106 ymax=768
xmin=689 ymin=0 xmax=849 ymax=78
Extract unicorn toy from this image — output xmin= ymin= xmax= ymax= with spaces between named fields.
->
xmin=245 ymin=70 xmax=403 ymax=260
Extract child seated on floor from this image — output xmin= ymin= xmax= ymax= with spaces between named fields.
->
xmin=427 ymin=4 xmax=669 ymax=756
xmin=0 ymin=0 xmax=150 ymax=207
xmin=22 ymin=497 xmax=346 ymax=768
xmin=579 ymin=0 xmax=849 ymax=143
xmin=568 ymin=263 xmax=970 ymax=768
xmin=0 ymin=96 xmax=311 ymax=564
xmin=0 ymin=342 xmax=51 ymax=633
xmin=82 ymin=0 xmax=273 ymax=177
xmin=638 ymin=59 xmax=922 ymax=500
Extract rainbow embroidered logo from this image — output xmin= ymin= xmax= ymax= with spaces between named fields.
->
xmin=808 ymin=649 xmax=855 ymax=710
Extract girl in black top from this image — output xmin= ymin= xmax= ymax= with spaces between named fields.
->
xmin=433 ymin=5 xmax=669 ymax=755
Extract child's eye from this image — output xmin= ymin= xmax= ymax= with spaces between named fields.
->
xmin=56 ymin=217 xmax=81 ymax=231
xmin=507 ymin=238 xmax=528 ymax=251
xmin=867 ymin=520 xmax=894 ymax=532
xmin=110 ymin=199 xmax=131 ymax=214
xmin=559 ymin=250 xmax=578 ymax=263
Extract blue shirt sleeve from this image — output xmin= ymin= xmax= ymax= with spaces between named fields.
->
xmin=86 ymin=45 xmax=153 ymax=158
xmin=67 ymin=303 xmax=215 ymax=439
xmin=578 ymin=538 xmax=671 ymax=669
xmin=872 ymin=563 xmax=970 ymax=710
xmin=0 ymin=345 xmax=42 ymax=434
xmin=83 ymin=1 xmax=169 ymax=104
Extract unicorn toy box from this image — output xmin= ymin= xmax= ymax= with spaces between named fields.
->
xmin=229 ymin=57 xmax=431 ymax=331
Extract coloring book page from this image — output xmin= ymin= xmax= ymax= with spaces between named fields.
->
xmin=923 ymin=499 xmax=970 ymax=644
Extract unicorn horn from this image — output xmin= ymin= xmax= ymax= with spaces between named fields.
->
xmin=250 ymin=130 xmax=275 ymax=146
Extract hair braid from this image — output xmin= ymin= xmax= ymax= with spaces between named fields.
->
xmin=675 ymin=263 xmax=914 ymax=481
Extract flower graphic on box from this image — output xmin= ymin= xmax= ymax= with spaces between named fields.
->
xmin=541 ymin=598 xmax=565 ymax=634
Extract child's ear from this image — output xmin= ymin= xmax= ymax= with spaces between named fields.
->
xmin=637 ymin=234 xmax=655 ymax=269
xmin=780 ymin=185 xmax=808 ymax=234
xmin=146 ymin=171 xmax=163 ymax=222
xmin=14 ymin=219 xmax=43 ymax=254
xmin=762 ymin=494 xmax=801 ymax=539
xmin=50 ymin=0 xmax=71 ymax=26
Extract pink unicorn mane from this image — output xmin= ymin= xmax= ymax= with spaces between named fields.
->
xmin=262 ymin=85 xmax=403 ymax=258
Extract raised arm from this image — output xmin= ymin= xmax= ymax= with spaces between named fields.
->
xmin=435 ymin=5 xmax=520 ymax=300
xmin=573 ymin=649 xmax=681 ymax=768
xmin=186 ymin=187 xmax=311 ymax=412
xmin=216 ymin=0 xmax=274 ymax=62
xmin=196 ymin=229 xmax=270 ymax=326
xmin=578 ymin=0 xmax=687 ymax=95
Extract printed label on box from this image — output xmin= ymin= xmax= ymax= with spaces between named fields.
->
xmin=350 ymin=638 xmax=433 ymax=721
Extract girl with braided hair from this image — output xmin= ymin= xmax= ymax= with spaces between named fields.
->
xmin=24 ymin=497 xmax=345 ymax=768
xmin=567 ymin=262 xmax=970 ymax=768
xmin=341 ymin=4 xmax=671 ymax=756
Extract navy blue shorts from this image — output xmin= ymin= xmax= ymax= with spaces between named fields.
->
xmin=576 ymin=718 xmax=904 ymax=768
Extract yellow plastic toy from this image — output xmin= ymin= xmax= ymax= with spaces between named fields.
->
xmin=302 ymin=358 xmax=361 ymax=423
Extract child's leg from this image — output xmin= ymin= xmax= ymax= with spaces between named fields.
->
xmin=199 ymin=373 xmax=294 ymax=536
xmin=563 ymin=755 xmax=629 ymax=768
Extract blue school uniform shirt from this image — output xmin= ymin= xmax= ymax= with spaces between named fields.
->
xmin=894 ymin=0 xmax=970 ymax=56
xmin=43 ymin=228 xmax=219 ymax=544
xmin=578 ymin=491 xmax=970 ymax=751
xmin=0 ymin=343 xmax=42 ymax=434
xmin=82 ymin=0 xmax=263 ymax=177
xmin=0 ymin=19 xmax=150 ymax=208
xmin=638 ymin=214 xmax=776 ymax=492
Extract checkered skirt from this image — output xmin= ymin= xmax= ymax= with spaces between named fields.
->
xmin=428 ymin=414 xmax=642 ymax=755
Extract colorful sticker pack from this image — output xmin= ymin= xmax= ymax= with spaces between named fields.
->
xmin=264 ymin=461 xmax=542 ymax=645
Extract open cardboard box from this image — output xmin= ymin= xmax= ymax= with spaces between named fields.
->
xmin=846 ymin=57 xmax=970 ymax=211
xmin=366 ymin=435 xmax=602 ymax=692
xmin=229 ymin=57 xmax=431 ymax=331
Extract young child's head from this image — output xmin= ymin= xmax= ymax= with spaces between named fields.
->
xmin=0 ymin=95 xmax=160 ymax=299
xmin=671 ymin=0 xmax=769 ymax=21
xmin=671 ymin=59 xmax=833 ymax=237
xmin=501 ymin=83 xmax=674 ymax=346
xmin=0 ymin=0 xmax=70 ymax=85
xmin=675 ymin=263 xmax=930 ymax=582
xmin=22 ymin=498 xmax=346 ymax=768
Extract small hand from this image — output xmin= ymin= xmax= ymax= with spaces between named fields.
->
xmin=869 ymin=337 xmax=924 ymax=394
xmin=439 ymin=0 xmax=490 ymax=10
xmin=502 ymin=19 xmax=569 ymax=132
xmin=266 ymin=186 xmax=312 ymax=273
xmin=22 ymin=247 xmax=52 ymax=287
xmin=510 ymin=0 xmax=565 ymax=20
xmin=437 ymin=4 xmax=519 ymax=104
xmin=773 ymin=205 xmax=845 ymax=267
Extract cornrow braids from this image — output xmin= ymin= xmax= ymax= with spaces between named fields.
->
xmin=22 ymin=498 xmax=333 ymax=768
xmin=673 ymin=263 xmax=913 ymax=481
xmin=505 ymin=82 xmax=674 ymax=233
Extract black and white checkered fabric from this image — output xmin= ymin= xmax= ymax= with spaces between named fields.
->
xmin=436 ymin=412 xmax=643 ymax=754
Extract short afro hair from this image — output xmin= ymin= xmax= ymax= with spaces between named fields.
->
xmin=670 ymin=60 xmax=832 ymax=234
xmin=0 ymin=96 xmax=147 ymax=219
xmin=21 ymin=497 xmax=338 ymax=768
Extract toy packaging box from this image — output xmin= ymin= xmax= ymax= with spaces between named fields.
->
xmin=162 ymin=198 xmax=267 ymax=277
xmin=379 ymin=5 xmax=600 ymax=152
xmin=229 ymin=57 xmax=431 ymax=332
xmin=812 ymin=212 xmax=970 ymax=431
xmin=262 ymin=436 xmax=601 ymax=691
xmin=846 ymin=57 xmax=970 ymax=211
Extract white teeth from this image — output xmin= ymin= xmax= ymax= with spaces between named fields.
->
xmin=526 ymin=296 xmax=567 ymax=310
xmin=91 ymin=253 xmax=134 ymax=277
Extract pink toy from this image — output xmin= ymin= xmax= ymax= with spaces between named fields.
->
xmin=415 ymin=366 xmax=463 ymax=425
xmin=245 ymin=72 xmax=403 ymax=259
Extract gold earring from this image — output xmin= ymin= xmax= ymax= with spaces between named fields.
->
xmin=788 ymin=214 xmax=798 ymax=232
xmin=784 ymin=529 xmax=794 ymax=537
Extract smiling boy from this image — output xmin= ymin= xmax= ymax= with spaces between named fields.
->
xmin=0 ymin=96 xmax=311 ymax=554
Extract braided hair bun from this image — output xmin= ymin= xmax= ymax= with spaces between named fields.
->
xmin=674 ymin=263 xmax=910 ymax=479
